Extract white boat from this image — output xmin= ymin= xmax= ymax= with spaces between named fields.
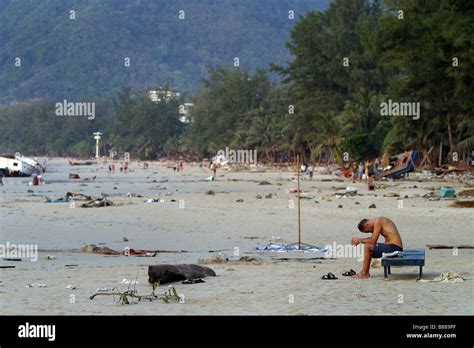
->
xmin=0 ymin=154 xmax=43 ymax=177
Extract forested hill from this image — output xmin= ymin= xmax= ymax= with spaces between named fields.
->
xmin=0 ymin=0 xmax=328 ymax=104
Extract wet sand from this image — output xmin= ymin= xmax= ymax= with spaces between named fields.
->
xmin=1 ymin=158 xmax=473 ymax=315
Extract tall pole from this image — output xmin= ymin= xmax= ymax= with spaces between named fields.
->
xmin=297 ymin=155 xmax=301 ymax=249
xmin=93 ymin=132 xmax=102 ymax=159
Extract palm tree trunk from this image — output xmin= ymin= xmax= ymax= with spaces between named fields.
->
xmin=439 ymin=141 xmax=443 ymax=166
xmin=447 ymin=117 xmax=454 ymax=163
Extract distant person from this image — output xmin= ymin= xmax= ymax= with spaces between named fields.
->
xmin=112 ymin=163 xmax=115 ymax=172
xmin=358 ymin=161 xmax=364 ymax=182
xmin=307 ymin=165 xmax=314 ymax=180
xmin=374 ymin=157 xmax=380 ymax=175
xmin=108 ymin=164 xmax=112 ymax=173
xmin=352 ymin=161 xmax=358 ymax=183
xmin=0 ymin=174 xmax=3 ymax=186
xmin=32 ymin=174 xmax=40 ymax=186
xmin=120 ymin=163 xmax=123 ymax=172
xmin=351 ymin=217 xmax=403 ymax=279
xmin=364 ymin=160 xmax=370 ymax=183
xmin=179 ymin=161 xmax=183 ymax=171
xmin=211 ymin=162 xmax=217 ymax=178
xmin=124 ymin=162 xmax=128 ymax=172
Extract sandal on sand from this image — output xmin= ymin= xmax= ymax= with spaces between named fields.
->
xmin=342 ymin=269 xmax=356 ymax=276
xmin=321 ymin=272 xmax=338 ymax=280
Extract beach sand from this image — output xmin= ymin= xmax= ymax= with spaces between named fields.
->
xmin=1 ymin=159 xmax=473 ymax=315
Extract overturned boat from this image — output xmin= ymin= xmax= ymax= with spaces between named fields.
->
xmin=378 ymin=150 xmax=417 ymax=179
xmin=0 ymin=154 xmax=44 ymax=177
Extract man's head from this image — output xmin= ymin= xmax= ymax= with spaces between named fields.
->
xmin=357 ymin=219 xmax=371 ymax=233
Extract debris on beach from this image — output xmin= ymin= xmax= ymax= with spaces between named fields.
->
xmin=26 ymin=283 xmax=47 ymax=288
xmin=145 ymin=198 xmax=164 ymax=203
xmin=438 ymin=187 xmax=456 ymax=198
xmin=81 ymin=197 xmax=113 ymax=208
xmin=236 ymin=199 xmax=244 ymax=202
xmin=96 ymin=287 xmax=113 ymax=292
xmin=265 ymin=193 xmax=273 ymax=199
xmin=67 ymin=192 xmax=94 ymax=201
xmin=118 ymin=278 xmax=139 ymax=285
xmin=258 ymin=180 xmax=272 ymax=185
xmin=368 ymin=203 xmax=377 ymax=208
xmin=371 ymin=259 xmax=381 ymax=268
xmin=43 ymin=196 xmax=68 ymax=203
xmin=426 ymin=244 xmax=474 ymax=249
xmin=182 ymin=278 xmax=205 ymax=284
xmin=198 ymin=255 xmax=262 ymax=265
xmin=65 ymin=285 xmax=77 ymax=290
xmin=80 ymin=244 xmax=120 ymax=255
xmin=458 ymin=189 xmax=474 ymax=197
xmin=449 ymin=200 xmax=474 ymax=208
xmin=205 ymin=190 xmax=215 ymax=195
xmin=80 ymin=244 xmax=180 ymax=256
xmin=383 ymin=192 xmax=400 ymax=198
xmin=335 ymin=187 xmax=358 ymax=198
xmin=256 ymin=242 xmax=327 ymax=253
xmin=69 ymin=173 xmax=80 ymax=179
xmin=68 ymin=160 xmax=94 ymax=166
xmin=378 ymin=150 xmax=417 ymax=179
xmin=148 ymin=264 xmax=216 ymax=284
xmin=417 ymin=272 xmax=465 ymax=283
xmin=90 ymin=283 xmax=181 ymax=305
xmin=256 ymin=194 xmax=262 ymax=199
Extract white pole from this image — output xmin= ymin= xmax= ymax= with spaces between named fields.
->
xmin=93 ymin=132 xmax=102 ymax=159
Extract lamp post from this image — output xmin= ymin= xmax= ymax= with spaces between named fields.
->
xmin=93 ymin=132 xmax=103 ymax=159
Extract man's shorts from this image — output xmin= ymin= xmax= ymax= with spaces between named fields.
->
xmin=372 ymin=243 xmax=403 ymax=258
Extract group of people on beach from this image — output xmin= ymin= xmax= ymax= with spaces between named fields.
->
xmin=107 ymin=162 xmax=129 ymax=173
xmin=351 ymin=158 xmax=381 ymax=184
xmin=300 ymin=163 xmax=314 ymax=180
xmin=173 ymin=161 xmax=184 ymax=172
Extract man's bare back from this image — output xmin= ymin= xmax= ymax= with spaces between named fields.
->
xmin=366 ymin=217 xmax=403 ymax=248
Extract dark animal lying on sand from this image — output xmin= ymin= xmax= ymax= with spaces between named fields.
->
xmin=148 ymin=264 xmax=216 ymax=284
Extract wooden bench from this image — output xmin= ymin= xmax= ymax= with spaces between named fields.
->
xmin=381 ymin=249 xmax=425 ymax=280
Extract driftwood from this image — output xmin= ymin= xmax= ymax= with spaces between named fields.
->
xmin=449 ymin=200 xmax=474 ymax=208
xmin=89 ymin=283 xmax=181 ymax=304
xmin=148 ymin=264 xmax=216 ymax=284
xmin=426 ymin=244 xmax=474 ymax=249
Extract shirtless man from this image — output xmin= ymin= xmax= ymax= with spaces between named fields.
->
xmin=351 ymin=217 xmax=403 ymax=279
